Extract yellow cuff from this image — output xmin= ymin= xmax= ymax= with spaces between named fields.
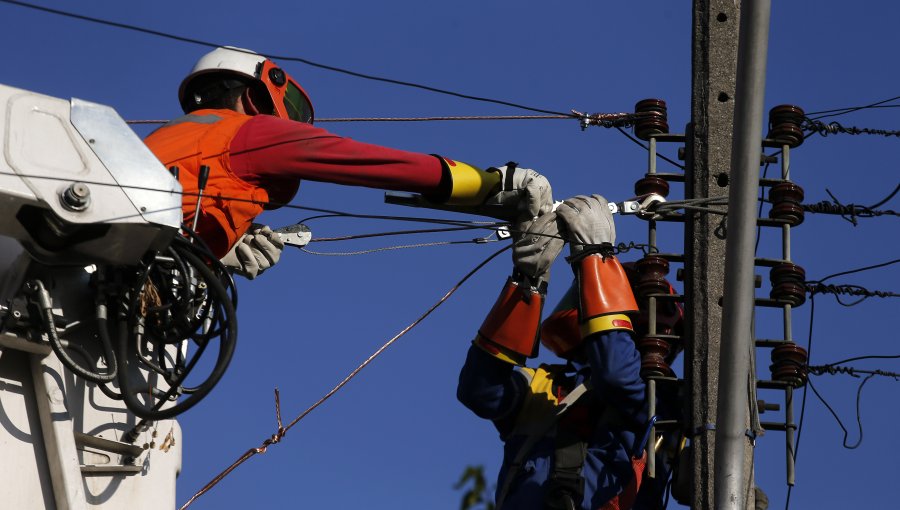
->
xmin=442 ymin=158 xmax=501 ymax=206
xmin=579 ymin=313 xmax=634 ymax=338
xmin=473 ymin=336 xmax=527 ymax=366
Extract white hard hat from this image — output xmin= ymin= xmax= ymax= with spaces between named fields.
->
xmin=178 ymin=46 xmax=314 ymax=123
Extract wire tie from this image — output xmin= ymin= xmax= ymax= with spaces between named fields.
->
xmin=745 ymin=428 xmax=758 ymax=446
xmin=691 ymin=423 xmax=716 ymax=437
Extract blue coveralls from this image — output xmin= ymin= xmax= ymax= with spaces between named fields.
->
xmin=457 ymin=330 xmax=653 ymax=510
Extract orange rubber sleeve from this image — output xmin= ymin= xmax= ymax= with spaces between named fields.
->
xmin=577 ymin=255 xmax=639 ymax=322
xmin=477 ymin=278 xmax=544 ymax=362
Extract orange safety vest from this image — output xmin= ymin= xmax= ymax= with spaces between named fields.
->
xmin=144 ymin=109 xmax=270 ymax=257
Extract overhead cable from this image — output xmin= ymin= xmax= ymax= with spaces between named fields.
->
xmin=787 ymin=257 xmax=899 ymax=510
xmin=802 ymin=184 xmax=899 ymax=226
xmin=805 ymin=94 xmax=900 ymax=121
xmin=0 ymin=0 xmax=572 ymax=117
xmin=178 ymin=244 xmax=511 ymax=509
xmin=804 ymin=119 xmax=900 ymax=138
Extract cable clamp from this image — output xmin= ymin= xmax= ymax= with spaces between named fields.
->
xmin=745 ymin=428 xmax=758 ymax=447
xmin=691 ymin=423 xmax=716 ymax=437
xmin=612 ymin=193 xmax=667 ymax=219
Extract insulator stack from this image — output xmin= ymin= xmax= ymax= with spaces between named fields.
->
xmin=770 ymin=343 xmax=809 ymax=387
xmin=633 ymin=99 xmax=669 ymax=141
xmin=770 ymin=263 xmax=807 ymax=306
xmin=635 ymin=175 xmax=670 ymax=198
xmin=767 ymin=104 xmax=805 ymax=148
xmin=638 ymin=337 xmax=675 ymax=378
xmin=634 ymin=255 xmax=671 ymax=300
xmin=768 ymin=181 xmax=805 ymax=226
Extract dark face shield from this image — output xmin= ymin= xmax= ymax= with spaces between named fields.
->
xmin=283 ymin=80 xmax=314 ymax=124
xmin=257 ymin=58 xmax=315 ymax=124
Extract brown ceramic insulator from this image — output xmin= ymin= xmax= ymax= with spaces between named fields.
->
xmin=770 ymin=182 xmax=805 ymax=204
xmin=770 ymin=343 xmax=809 ymax=387
xmin=770 ymin=263 xmax=806 ymax=285
xmin=768 ymin=181 xmax=806 ymax=226
xmin=770 ymin=281 xmax=807 ymax=307
xmin=634 ymin=255 xmax=670 ymax=299
xmin=634 ymin=175 xmax=671 ymax=198
xmin=638 ymin=337 xmax=674 ymax=378
xmin=769 ymin=202 xmax=805 ymax=226
xmin=634 ymin=99 xmax=669 ymax=140
xmin=767 ymin=104 xmax=806 ymax=148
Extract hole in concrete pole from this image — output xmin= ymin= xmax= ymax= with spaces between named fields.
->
xmin=717 ymin=12 xmax=728 ymax=22
xmin=716 ymin=173 xmax=729 ymax=187
xmin=718 ymin=92 xmax=730 ymax=102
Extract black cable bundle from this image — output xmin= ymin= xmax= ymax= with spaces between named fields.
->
xmin=110 ymin=233 xmax=238 ymax=420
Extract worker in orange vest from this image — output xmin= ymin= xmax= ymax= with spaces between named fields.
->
xmin=145 ymin=46 xmax=553 ymax=278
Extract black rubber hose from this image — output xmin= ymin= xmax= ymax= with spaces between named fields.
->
xmin=28 ymin=280 xmax=116 ymax=384
xmin=117 ymin=245 xmax=237 ymax=420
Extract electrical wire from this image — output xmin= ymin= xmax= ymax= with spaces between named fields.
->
xmin=130 ymin=114 xmax=580 ymax=125
xmin=806 ymin=95 xmax=900 ymax=121
xmin=786 ymin=258 xmax=900 ymax=510
xmin=301 ymin=238 xmax=499 ymax=256
xmin=804 ymin=119 xmax=900 ymax=138
xmin=615 ymin=127 xmax=686 ymax=170
xmin=178 ymin=244 xmax=511 ymax=510
xmin=802 ymin=184 xmax=899 ymax=226
xmin=805 ymin=375 xmax=872 ymax=450
xmin=0 ymin=0 xmax=573 ymax=117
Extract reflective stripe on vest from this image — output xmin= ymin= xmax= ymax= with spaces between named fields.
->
xmin=144 ymin=109 xmax=269 ymax=257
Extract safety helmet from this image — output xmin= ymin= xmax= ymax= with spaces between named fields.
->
xmin=540 ymin=263 xmax=684 ymax=360
xmin=179 ymin=46 xmax=314 ymax=123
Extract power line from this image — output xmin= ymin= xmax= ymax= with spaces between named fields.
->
xmin=787 ymin=257 xmax=899 ymax=510
xmin=0 ymin=0 xmax=574 ymax=117
xmin=128 ymin=114 xmax=578 ymax=125
xmin=615 ymin=127 xmax=685 ymax=170
xmin=178 ymin=243 xmax=511 ymax=509
xmin=806 ymin=94 xmax=900 ymax=121
xmin=804 ymin=119 xmax=900 ymax=138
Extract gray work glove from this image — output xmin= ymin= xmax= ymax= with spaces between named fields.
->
xmin=555 ymin=194 xmax=616 ymax=259
xmin=485 ymin=163 xmax=554 ymax=222
xmin=512 ymin=211 xmax=565 ymax=289
xmin=220 ymin=225 xmax=285 ymax=279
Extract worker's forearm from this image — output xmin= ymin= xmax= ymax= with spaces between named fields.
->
xmin=457 ymin=344 xmax=525 ymax=421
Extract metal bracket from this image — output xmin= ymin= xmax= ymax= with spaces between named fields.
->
xmin=611 ymin=193 xmax=667 ymax=219
xmin=273 ymin=223 xmax=312 ymax=248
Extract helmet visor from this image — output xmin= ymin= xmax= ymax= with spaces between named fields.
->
xmin=283 ymin=80 xmax=314 ymax=124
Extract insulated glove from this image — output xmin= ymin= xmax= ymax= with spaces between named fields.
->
xmin=512 ymin=211 xmax=565 ymax=288
xmin=484 ymin=163 xmax=554 ymax=221
xmin=555 ymin=194 xmax=616 ymax=259
xmin=220 ymin=225 xmax=285 ymax=279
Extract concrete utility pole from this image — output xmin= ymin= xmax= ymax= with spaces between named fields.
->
xmin=685 ymin=1 xmax=755 ymax=508
xmin=714 ymin=1 xmax=771 ymax=509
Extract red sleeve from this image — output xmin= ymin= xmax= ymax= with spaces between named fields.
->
xmin=228 ymin=115 xmax=446 ymax=207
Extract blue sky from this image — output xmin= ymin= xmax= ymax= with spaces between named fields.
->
xmin=2 ymin=1 xmax=898 ymax=508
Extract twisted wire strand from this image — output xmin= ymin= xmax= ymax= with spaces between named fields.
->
xmin=805 ymin=282 xmax=899 ymax=307
xmin=804 ymin=119 xmax=900 ymax=138
xmin=301 ymin=238 xmax=498 ymax=256
xmin=130 ymin=112 xmax=649 ymax=128
xmin=178 ymin=244 xmax=510 ymax=509
xmin=801 ymin=184 xmax=899 ymax=226
xmin=808 ymin=365 xmax=900 ymax=379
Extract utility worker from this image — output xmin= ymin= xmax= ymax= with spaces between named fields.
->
xmin=144 ymin=46 xmax=553 ymax=277
xmin=457 ymin=195 xmax=662 ymax=510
